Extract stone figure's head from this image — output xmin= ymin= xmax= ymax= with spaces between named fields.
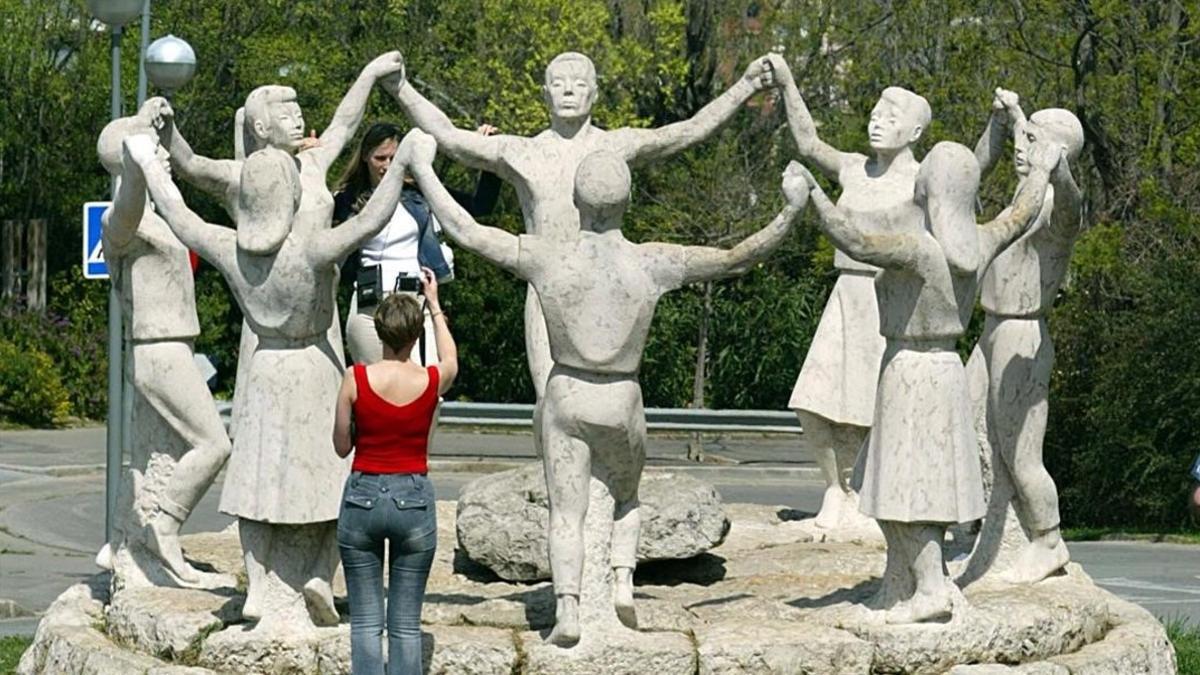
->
xmin=97 ymin=116 xmax=169 ymax=178
xmin=915 ymin=141 xmax=980 ymax=274
xmin=543 ymin=52 xmax=598 ymax=123
xmin=868 ymin=87 xmax=931 ymax=154
xmin=236 ymin=147 xmax=301 ymax=255
xmin=1014 ymin=108 xmax=1083 ymax=176
xmin=245 ymin=85 xmax=305 ymax=154
xmin=374 ymin=292 xmax=424 ymax=355
xmin=574 ymin=151 xmax=631 ymax=230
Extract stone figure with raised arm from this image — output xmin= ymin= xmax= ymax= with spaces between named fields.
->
xmin=94 ymin=98 xmax=232 ymax=590
xmin=123 ymin=77 xmax=411 ymax=631
xmin=768 ymin=55 xmax=927 ymax=539
xmin=961 ymin=88 xmax=1085 ymax=585
xmin=387 ymin=51 xmax=780 ymax=399
xmin=405 ymin=129 xmax=807 ymax=645
xmin=796 ymin=137 xmax=1060 ymax=623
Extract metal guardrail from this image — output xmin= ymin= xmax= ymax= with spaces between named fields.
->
xmin=217 ymin=401 xmax=802 ymax=434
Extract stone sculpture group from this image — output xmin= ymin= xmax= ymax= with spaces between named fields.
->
xmin=98 ymin=45 xmax=1085 ymax=649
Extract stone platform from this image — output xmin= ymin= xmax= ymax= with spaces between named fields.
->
xmin=18 ymin=502 xmax=1176 ymax=674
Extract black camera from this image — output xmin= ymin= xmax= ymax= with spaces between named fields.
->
xmin=394 ymin=273 xmax=422 ymax=294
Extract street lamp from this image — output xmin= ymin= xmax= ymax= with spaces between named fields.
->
xmin=146 ymin=35 xmax=196 ymax=97
xmin=88 ymin=0 xmax=144 ymax=548
xmin=86 ymin=0 xmax=143 ymax=28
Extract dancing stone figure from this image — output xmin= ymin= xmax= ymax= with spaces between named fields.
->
xmin=770 ymin=56 xmax=926 ymax=538
xmin=388 ymin=51 xmax=780 ymax=399
xmin=797 ymin=138 xmax=1059 ymax=623
xmin=962 ymin=89 xmax=1085 ymax=585
xmin=126 ymin=54 xmax=408 ymax=630
xmin=95 ymin=98 xmax=231 ymax=590
xmin=406 ymin=129 xmax=807 ymax=645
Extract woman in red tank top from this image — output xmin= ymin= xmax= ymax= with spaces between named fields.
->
xmin=332 ymin=267 xmax=458 ymax=675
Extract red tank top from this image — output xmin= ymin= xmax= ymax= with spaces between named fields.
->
xmin=351 ymin=363 xmax=439 ymax=474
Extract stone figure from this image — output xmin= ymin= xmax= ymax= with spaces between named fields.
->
xmin=962 ymin=89 xmax=1085 ymax=584
xmin=769 ymin=56 xmax=927 ymax=538
xmin=132 ymin=52 xmax=408 ymax=629
xmin=797 ymin=137 xmax=1060 ymax=623
xmin=94 ymin=98 xmax=232 ymax=589
xmin=387 ymin=51 xmax=780 ymax=400
xmin=124 ymin=129 xmax=408 ymax=627
xmin=406 ymin=128 xmax=807 ymax=644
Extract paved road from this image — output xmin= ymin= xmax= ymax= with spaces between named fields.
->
xmin=1 ymin=426 xmax=1197 ymax=638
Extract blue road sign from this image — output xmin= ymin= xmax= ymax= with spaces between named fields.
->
xmin=83 ymin=202 xmax=111 ymax=280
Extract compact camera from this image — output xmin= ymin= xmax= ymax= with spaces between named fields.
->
xmin=394 ymin=274 xmax=422 ymax=293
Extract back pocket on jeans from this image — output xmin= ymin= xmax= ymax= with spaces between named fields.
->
xmin=392 ymin=496 xmax=429 ymax=510
xmin=344 ymin=492 xmax=377 ymax=509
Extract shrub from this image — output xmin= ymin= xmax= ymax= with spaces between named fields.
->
xmin=0 ymin=339 xmax=70 ymax=426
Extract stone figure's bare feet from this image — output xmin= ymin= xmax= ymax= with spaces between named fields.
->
xmin=813 ymin=486 xmax=850 ymax=530
xmin=95 ymin=543 xmax=114 ymax=571
xmin=145 ymin=513 xmax=200 ymax=583
xmin=547 ymin=594 xmax=580 ymax=647
xmin=884 ymin=589 xmax=952 ymax=624
xmin=241 ymin=585 xmax=263 ymax=622
xmin=614 ymin=567 xmax=638 ymax=629
xmin=303 ymin=578 xmax=340 ymax=626
xmin=999 ymin=536 xmax=1069 ymax=584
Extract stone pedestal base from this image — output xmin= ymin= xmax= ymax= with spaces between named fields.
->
xmin=18 ymin=497 xmax=1177 ymax=674
xmin=521 ymin=626 xmax=695 ymax=675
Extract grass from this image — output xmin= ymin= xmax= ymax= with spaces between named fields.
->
xmin=1167 ymin=618 xmax=1200 ymax=674
xmin=0 ymin=635 xmax=32 ymax=674
xmin=1063 ymin=526 xmax=1200 ymax=545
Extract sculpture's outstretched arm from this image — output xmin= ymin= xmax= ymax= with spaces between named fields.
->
xmin=311 ymin=139 xmax=408 ymax=265
xmin=160 ymin=116 xmax=240 ymax=218
xmin=978 ymin=143 xmax=1056 ymax=268
xmin=769 ymin=55 xmax=857 ymax=179
xmin=307 ymin=51 xmax=405 ymax=173
xmin=385 ymin=77 xmax=505 ymax=173
xmin=617 ymin=56 xmax=774 ymax=166
xmin=103 ymin=143 xmax=149 ymax=251
xmin=975 ymin=88 xmax=1026 ymax=176
xmin=405 ymin=131 xmax=520 ymax=273
xmin=122 ymin=135 xmax=235 ymax=271
xmin=798 ymin=163 xmax=924 ymax=269
xmin=664 ymin=162 xmax=808 ymax=285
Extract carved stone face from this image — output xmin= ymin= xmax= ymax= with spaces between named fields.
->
xmin=1013 ymin=123 xmax=1043 ymax=176
xmin=254 ymin=100 xmax=306 ymax=154
xmin=543 ymin=59 xmax=597 ymax=122
xmin=867 ymin=96 xmax=921 ymax=154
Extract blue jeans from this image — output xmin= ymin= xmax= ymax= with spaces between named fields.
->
xmin=337 ymin=472 xmax=437 ymax=675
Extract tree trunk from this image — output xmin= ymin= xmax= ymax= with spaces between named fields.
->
xmin=687 ymin=281 xmax=714 ymax=462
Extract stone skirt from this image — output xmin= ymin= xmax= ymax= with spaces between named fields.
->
xmin=857 ymin=344 xmax=985 ymax=524
xmin=788 ymin=271 xmax=884 ymax=427
xmin=220 ymin=336 xmax=349 ymax=524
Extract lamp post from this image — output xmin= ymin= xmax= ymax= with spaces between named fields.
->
xmin=87 ymin=0 xmax=143 ymax=546
xmin=145 ymin=35 xmax=196 ymax=98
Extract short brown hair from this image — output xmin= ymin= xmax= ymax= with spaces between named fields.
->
xmin=374 ymin=294 xmax=423 ymax=353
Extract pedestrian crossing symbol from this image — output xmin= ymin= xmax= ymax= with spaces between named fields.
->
xmin=83 ymin=202 xmax=111 ymax=280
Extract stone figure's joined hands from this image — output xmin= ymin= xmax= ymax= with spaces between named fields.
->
xmin=373 ymin=50 xmax=407 ymax=95
xmin=139 ymin=96 xmax=174 ymax=132
xmin=991 ymin=87 xmax=1021 ymax=125
xmin=781 ymin=161 xmax=811 ymax=209
xmin=743 ymin=54 xmax=784 ymax=91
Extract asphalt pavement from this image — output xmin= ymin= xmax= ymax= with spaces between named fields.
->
xmin=1 ymin=425 xmax=1197 ymax=639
